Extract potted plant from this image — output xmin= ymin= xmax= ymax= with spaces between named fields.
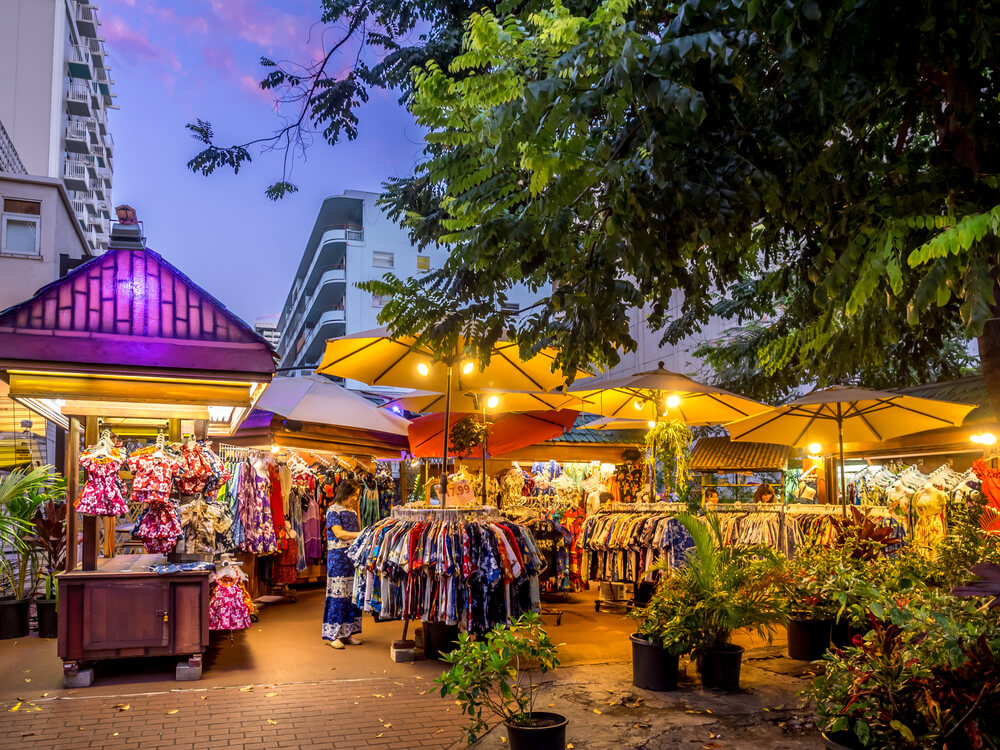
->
xmin=782 ymin=545 xmax=840 ymax=660
xmin=437 ymin=612 xmax=564 ymax=749
xmin=656 ymin=513 xmax=786 ymax=691
xmin=628 ymin=574 xmax=697 ymax=691
xmin=0 ymin=467 xmax=53 ymax=639
xmin=29 ymin=486 xmax=68 ymax=639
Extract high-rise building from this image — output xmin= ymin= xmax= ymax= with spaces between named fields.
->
xmin=0 ymin=0 xmax=117 ymax=254
xmin=254 ymin=314 xmax=281 ymax=351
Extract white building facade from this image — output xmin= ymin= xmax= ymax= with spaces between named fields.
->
xmin=0 ymin=0 xmax=116 ymax=253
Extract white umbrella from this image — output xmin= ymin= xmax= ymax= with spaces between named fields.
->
xmin=256 ymin=374 xmax=410 ymax=436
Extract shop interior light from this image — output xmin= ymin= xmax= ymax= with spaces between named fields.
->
xmin=633 ymin=399 xmax=644 ymax=410
xmin=270 ymin=444 xmax=280 ymax=453
xmin=417 ymin=362 xmax=430 ymax=376
xmin=461 ymin=361 xmax=475 ymax=375
xmin=807 ymin=442 xmax=822 ymax=455
xmin=665 ymin=394 xmax=681 ymax=409
xmin=973 ymin=433 xmax=997 ymax=445
xmin=487 ymin=395 xmax=500 ymax=409
xmin=647 ymin=420 xmax=656 ymax=429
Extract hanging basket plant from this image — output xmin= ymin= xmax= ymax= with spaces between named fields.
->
xmin=645 ymin=420 xmax=693 ymax=492
xmin=449 ymin=415 xmax=493 ymax=457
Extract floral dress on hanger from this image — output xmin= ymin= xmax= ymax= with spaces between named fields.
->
xmin=76 ymin=452 xmax=128 ymax=516
xmin=322 ymin=502 xmax=362 ymax=642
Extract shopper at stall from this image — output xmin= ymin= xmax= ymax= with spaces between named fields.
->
xmin=322 ymin=479 xmax=364 ymax=649
xmin=753 ymin=482 xmax=777 ymax=504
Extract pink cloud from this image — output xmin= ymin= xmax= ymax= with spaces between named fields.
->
xmin=102 ymin=15 xmax=181 ymax=70
xmin=207 ymin=0 xmax=310 ymax=52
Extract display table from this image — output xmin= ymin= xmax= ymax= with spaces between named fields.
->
xmin=57 ymin=554 xmax=210 ymax=687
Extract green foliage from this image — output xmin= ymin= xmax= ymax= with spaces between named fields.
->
xmin=29 ymin=484 xmax=69 ymax=600
xmin=448 ymin=414 xmax=492 ymax=457
xmin=0 ymin=466 xmax=60 ymax=600
xmin=645 ymin=419 xmax=693 ymax=493
xmin=436 ymin=612 xmax=559 ymax=744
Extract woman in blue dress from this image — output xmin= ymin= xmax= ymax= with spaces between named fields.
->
xmin=322 ymin=480 xmax=363 ymax=649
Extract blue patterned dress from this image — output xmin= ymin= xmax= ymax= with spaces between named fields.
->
xmin=322 ymin=504 xmax=362 ymax=641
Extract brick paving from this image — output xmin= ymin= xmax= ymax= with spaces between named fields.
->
xmin=0 ymin=675 xmax=473 ymax=750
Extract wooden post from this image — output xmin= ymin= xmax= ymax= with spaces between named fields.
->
xmin=168 ymin=418 xmax=181 ymax=442
xmin=65 ymin=417 xmax=81 ymax=572
xmin=82 ymin=416 xmax=99 ymax=571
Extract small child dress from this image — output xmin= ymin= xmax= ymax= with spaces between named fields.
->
xmin=209 ymin=574 xmax=252 ymax=630
xmin=75 ymin=453 xmax=128 ymax=516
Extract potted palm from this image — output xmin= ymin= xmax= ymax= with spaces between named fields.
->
xmin=0 ymin=467 xmax=53 ymax=639
xmin=29 ymin=487 xmax=69 ymax=638
xmin=437 ymin=612 xmax=564 ymax=749
xmin=628 ymin=573 xmax=697 ymax=691
xmin=657 ymin=513 xmax=786 ymax=691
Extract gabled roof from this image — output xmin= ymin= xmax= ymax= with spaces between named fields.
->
xmin=547 ymin=414 xmax=646 ymax=444
xmin=0 ymin=247 xmax=275 ymax=379
xmin=894 ymin=375 xmax=991 ymax=422
xmin=690 ymin=436 xmax=789 ymax=472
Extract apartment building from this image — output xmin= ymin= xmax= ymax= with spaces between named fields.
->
xmin=0 ymin=0 xmax=116 ymax=254
xmin=254 ymin=314 xmax=281 ymax=351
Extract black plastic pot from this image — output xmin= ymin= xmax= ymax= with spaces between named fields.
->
xmin=36 ymin=599 xmax=58 ymax=639
xmin=505 ymin=712 xmax=568 ymax=750
xmin=630 ymin=634 xmax=679 ymax=691
xmin=831 ymin=621 xmax=861 ymax=649
xmin=422 ymin=620 xmax=460 ymax=661
xmin=0 ymin=598 xmax=30 ymax=639
xmin=822 ymin=730 xmax=866 ymax=750
xmin=787 ymin=617 xmax=832 ymax=660
xmin=701 ymin=644 xmax=744 ymax=691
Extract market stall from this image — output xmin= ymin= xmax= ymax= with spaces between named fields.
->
xmin=0 ymin=231 xmax=275 ymax=685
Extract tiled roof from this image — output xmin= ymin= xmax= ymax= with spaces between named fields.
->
xmin=547 ymin=413 xmax=646 ymax=444
xmin=893 ymin=376 xmax=990 ymax=422
xmin=690 ymin=436 xmax=789 ymax=472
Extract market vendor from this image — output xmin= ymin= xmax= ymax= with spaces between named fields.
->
xmin=753 ymin=482 xmax=777 ymax=504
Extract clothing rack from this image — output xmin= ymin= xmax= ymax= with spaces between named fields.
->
xmin=391 ymin=505 xmax=498 ymax=522
xmin=601 ymin=502 xmax=689 ymax=514
xmin=217 ymin=443 xmax=263 ymax=461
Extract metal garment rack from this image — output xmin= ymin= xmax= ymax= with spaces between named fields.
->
xmin=391 ymin=505 xmax=499 ymax=522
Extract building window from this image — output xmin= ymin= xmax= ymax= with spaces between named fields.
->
xmin=372 ymin=251 xmax=394 ymax=269
xmin=372 ymin=294 xmax=385 ymax=307
xmin=501 ymin=302 xmax=520 ymax=315
xmin=416 ymin=255 xmax=430 ymax=272
xmin=1 ymin=199 xmax=41 ymax=256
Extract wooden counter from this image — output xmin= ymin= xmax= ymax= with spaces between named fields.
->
xmin=57 ymin=554 xmax=210 ymax=686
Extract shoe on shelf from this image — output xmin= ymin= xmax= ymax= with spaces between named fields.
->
xmin=329 ymin=638 xmax=346 ymax=649
xmin=343 ymin=636 xmax=363 ymax=646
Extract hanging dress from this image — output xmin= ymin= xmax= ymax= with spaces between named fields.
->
xmin=76 ymin=453 xmax=128 ymax=516
xmin=322 ymin=503 xmax=362 ymax=642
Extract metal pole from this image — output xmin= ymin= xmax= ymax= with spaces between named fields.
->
xmin=837 ymin=405 xmax=847 ymax=518
xmin=440 ymin=366 xmax=453 ymax=507
xmin=65 ymin=416 xmax=81 ymax=572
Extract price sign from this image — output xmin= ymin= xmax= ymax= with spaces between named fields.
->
xmin=446 ymin=479 xmax=476 ymax=505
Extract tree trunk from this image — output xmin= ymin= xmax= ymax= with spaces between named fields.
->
xmin=978 ymin=309 xmax=1000 ymax=422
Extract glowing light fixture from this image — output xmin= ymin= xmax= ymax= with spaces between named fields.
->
xmin=807 ymin=442 xmax=822 ymax=455
xmin=487 ymin=395 xmax=500 ymax=409
xmin=633 ymin=399 xmax=644 ymax=411
xmin=461 ymin=361 xmax=475 ymax=375
xmin=972 ymin=433 xmax=997 ymax=445
xmin=665 ymin=394 xmax=681 ymax=409
xmin=417 ymin=362 xmax=430 ymax=376
xmin=270 ymin=444 xmax=280 ymax=454
xmin=647 ymin=420 xmax=656 ymax=429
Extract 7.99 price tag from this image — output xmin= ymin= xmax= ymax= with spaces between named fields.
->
xmin=446 ymin=479 xmax=476 ymax=505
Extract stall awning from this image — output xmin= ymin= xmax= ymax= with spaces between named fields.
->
xmin=689 ymin=436 xmax=789 ymax=473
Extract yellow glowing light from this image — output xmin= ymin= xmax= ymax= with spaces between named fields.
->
xmin=417 ymin=362 xmax=430 ymax=376
xmin=270 ymin=444 xmax=280 ymax=454
xmin=807 ymin=443 xmax=822 ymax=455
xmin=974 ymin=433 xmax=997 ymax=445
xmin=647 ymin=420 xmax=656 ymax=429
xmin=487 ymin=395 xmax=500 ymax=409
xmin=633 ymin=399 xmax=644 ymax=411
xmin=461 ymin=361 xmax=475 ymax=375
xmin=665 ymin=394 xmax=681 ymax=409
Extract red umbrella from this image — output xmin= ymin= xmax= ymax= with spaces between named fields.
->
xmin=408 ymin=410 xmax=579 ymax=458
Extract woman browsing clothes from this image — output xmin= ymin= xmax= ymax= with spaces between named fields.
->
xmin=322 ymin=480 xmax=363 ymax=649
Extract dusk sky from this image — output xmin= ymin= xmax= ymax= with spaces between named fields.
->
xmin=100 ymin=0 xmax=426 ymax=325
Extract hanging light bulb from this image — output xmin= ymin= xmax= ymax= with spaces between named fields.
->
xmin=417 ymin=362 xmax=430 ymax=376
xmin=487 ymin=395 xmax=500 ymax=409
xmin=807 ymin=442 xmax=822 ymax=455
xmin=647 ymin=420 xmax=656 ymax=429
xmin=633 ymin=399 xmax=644 ymax=411
xmin=270 ymin=444 xmax=280 ymax=454
xmin=462 ymin=361 xmax=475 ymax=375
xmin=665 ymin=394 xmax=681 ymax=409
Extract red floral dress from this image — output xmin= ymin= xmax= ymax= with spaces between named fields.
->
xmin=129 ymin=450 xmax=184 ymax=554
xmin=209 ymin=574 xmax=252 ymax=630
xmin=76 ymin=453 xmax=128 ymax=516
xmin=177 ymin=443 xmax=214 ymax=496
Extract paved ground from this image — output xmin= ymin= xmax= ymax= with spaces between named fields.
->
xmin=0 ymin=587 xmax=822 ymax=749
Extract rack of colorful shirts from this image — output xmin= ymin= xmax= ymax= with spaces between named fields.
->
xmin=503 ymin=504 xmax=587 ymax=592
xmin=346 ymin=505 xmax=543 ymax=634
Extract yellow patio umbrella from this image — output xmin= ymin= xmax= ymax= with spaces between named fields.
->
xmin=568 ymin=362 xmax=769 ymax=425
xmin=316 ymin=327 xmax=587 ymax=503
xmin=726 ymin=385 xmax=976 ymax=514
xmin=383 ymin=389 xmax=582 ymax=414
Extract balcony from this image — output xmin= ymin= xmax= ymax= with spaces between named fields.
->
xmin=103 ymin=133 xmax=114 ymax=153
xmin=321 ymin=224 xmax=364 ymax=243
xmin=66 ymin=80 xmax=91 ymax=116
xmin=62 ymin=158 xmax=88 ymax=192
xmin=67 ymin=45 xmax=92 ymax=80
xmin=293 ymin=308 xmax=346 ymax=369
xmin=88 ymin=38 xmax=106 ymax=67
xmin=71 ymin=199 xmax=86 ymax=217
xmin=64 ymin=119 xmax=90 ymax=154
xmin=75 ymin=3 xmax=98 ymax=38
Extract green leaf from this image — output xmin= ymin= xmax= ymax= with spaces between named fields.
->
xmin=890 ymin=720 xmax=915 ymax=742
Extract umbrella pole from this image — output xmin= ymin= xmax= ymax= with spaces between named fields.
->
xmin=441 ymin=366 xmax=453 ymax=507
xmin=837 ymin=406 xmax=847 ymax=518
xmin=482 ymin=402 xmax=489 ymax=507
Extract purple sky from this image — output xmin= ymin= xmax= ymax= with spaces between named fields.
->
xmin=101 ymin=0 xmax=426 ymax=325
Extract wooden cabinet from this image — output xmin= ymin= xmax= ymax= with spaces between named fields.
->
xmin=57 ymin=554 xmax=210 ymax=684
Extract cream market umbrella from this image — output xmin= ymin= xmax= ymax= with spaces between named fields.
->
xmin=726 ymin=385 xmax=976 ymax=513
xmin=255 ymin=374 xmax=411 ymax=435
xmin=568 ymin=362 xmax=769 ymax=425
xmin=316 ymin=328 xmax=587 ymax=502
xmin=579 ymin=416 xmax=654 ymax=430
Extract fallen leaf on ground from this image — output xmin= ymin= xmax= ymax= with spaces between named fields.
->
xmin=265 ymin=692 xmax=277 ymax=697
xmin=685 ymin=710 xmax=702 ymax=714
xmin=201 ymin=696 xmax=208 ymax=701
xmin=23 ymin=679 xmax=30 ymax=683
xmin=568 ymin=744 xmax=575 ymax=749
xmin=240 ymin=685 xmax=254 ymax=692
xmin=267 ymin=719 xmax=277 ymax=725
xmin=112 ymin=733 xmax=119 ymax=737
xmin=593 ymin=709 xmax=602 ymax=715
xmin=383 ymin=724 xmax=392 ymax=728
xmin=417 ymin=690 xmax=427 ymax=695
xmin=548 ymin=704 xmax=554 ymax=707
xmin=703 ymin=744 xmax=723 ymax=749
xmin=435 ymin=729 xmax=444 ymax=734
xmin=376 ymin=733 xmax=384 ymax=738
xmin=112 ymin=704 xmax=131 ymax=712
xmin=39 ymin=693 xmax=47 ymax=698
xmin=8 ymin=703 xmax=21 ymax=712
xmin=166 ymin=709 xmax=179 ymax=715
xmin=393 ymin=681 xmax=404 ymax=686
xmin=500 ymin=738 xmax=507 ymax=744
xmin=705 ymin=709 xmax=713 ymax=714
xmin=372 ymin=693 xmax=385 ymax=698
